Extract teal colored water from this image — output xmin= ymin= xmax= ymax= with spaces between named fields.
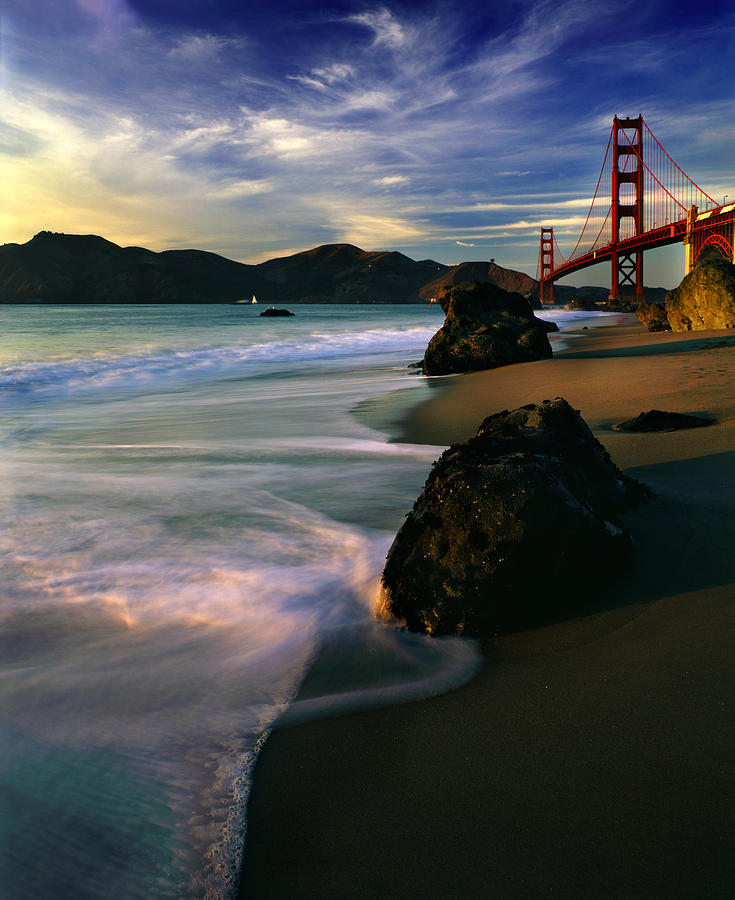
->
xmin=0 ymin=304 xmax=614 ymax=898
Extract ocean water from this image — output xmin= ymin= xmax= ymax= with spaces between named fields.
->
xmin=0 ymin=303 xmax=616 ymax=898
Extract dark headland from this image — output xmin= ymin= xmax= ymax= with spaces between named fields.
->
xmin=240 ymin=318 xmax=735 ymax=899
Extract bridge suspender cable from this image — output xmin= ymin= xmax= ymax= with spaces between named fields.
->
xmin=640 ymin=117 xmax=717 ymax=207
xmin=617 ymin=120 xmax=715 ymax=218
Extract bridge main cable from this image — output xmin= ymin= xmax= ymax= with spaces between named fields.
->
xmin=563 ymin=125 xmax=614 ymax=263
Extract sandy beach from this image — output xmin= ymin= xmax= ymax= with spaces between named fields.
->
xmin=239 ymin=316 xmax=735 ymax=899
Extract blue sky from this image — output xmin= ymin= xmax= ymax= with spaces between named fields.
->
xmin=2 ymin=0 xmax=733 ymax=286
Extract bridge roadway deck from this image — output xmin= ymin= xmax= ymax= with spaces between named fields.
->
xmin=546 ymin=204 xmax=735 ymax=282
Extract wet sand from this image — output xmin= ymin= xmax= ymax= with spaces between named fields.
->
xmin=240 ymin=318 xmax=735 ymax=899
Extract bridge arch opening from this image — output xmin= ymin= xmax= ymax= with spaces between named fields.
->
xmin=695 ymin=235 xmax=733 ymax=264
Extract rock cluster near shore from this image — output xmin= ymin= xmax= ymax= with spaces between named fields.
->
xmin=636 ymin=250 xmax=735 ymax=333
xmin=377 ymin=399 xmax=647 ymax=637
xmin=635 ymin=301 xmax=671 ymax=332
xmin=665 ymin=252 xmax=735 ymax=331
xmin=422 ymin=281 xmax=552 ymax=376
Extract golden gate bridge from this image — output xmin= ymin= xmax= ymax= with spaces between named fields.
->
xmin=537 ymin=115 xmax=735 ymax=305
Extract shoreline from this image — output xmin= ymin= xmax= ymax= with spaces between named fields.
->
xmin=239 ymin=318 xmax=735 ymax=898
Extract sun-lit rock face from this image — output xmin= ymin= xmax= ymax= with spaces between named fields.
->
xmin=635 ymin=301 xmax=671 ymax=332
xmin=665 ymin=251 xmax=735 ymax=331
xmin=377 ymin=399 xmax=648 ymax=637
xmin=421 ymin=280 xmax=552 ymax=376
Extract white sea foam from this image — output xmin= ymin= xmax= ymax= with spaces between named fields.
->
xmin=0 ymin=324 xmax=438 ymax=396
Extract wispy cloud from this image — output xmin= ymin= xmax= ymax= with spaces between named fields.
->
xmin=168 ymin=33 xmax=244 ymax=60
xmin=348 ymin=8 xmax=412 ymax=49
xmin=463 ymin=198 xmax=596 ymax=212
xmin=287 ymin=63 xmax=355 ymax=90
xmin=207 ymin=179 xmax=274 ymax=200
xmin=74 ymin=0 xmax=137 ymax=36
xmin=374 ymin=175 xmax=409 ymax=187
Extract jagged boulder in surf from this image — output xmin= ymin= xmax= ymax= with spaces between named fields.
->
xmin=665 ymin=250 xmax=735 ymax=331
xmin=421 ymin=281 xmax=552 ymax=376
xmin=377 ymin=399 xmax=648 ymax=637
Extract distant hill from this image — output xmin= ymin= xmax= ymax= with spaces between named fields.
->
xmin=0 ymin=233 xmax=450 ymax=304
xmin=0 ymin=231 xmax=672 ymax=305
xmin=417 ymin=260 xmax=537 ymax=301
xmin=0 ymin=232 xmax=259 ymax=304
xmin=255 ymin=243 xmax=450 ymax=304
xmin=0 ymin=232 xmax=510 ymax=305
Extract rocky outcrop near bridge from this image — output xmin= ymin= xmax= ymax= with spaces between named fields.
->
xmin=421 ymin=281 xmax=552 ymax=375
xmin=377 ymin=399 xmax=647 ymax=637
xmin=665 ymin=250 xmax=735 ymax=331
xmin=636 ymin=301 xmax=671 ymax=332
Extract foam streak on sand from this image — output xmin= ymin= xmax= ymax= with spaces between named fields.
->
xmin=0 ymin=304 xmax=655 ymax=897
xmin=0 ymin=302 xmax=487 ymax=899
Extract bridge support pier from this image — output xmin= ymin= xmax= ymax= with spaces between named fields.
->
xmin=684 ymin=244 xmax=695 ymax=276
xmin=684 ymin=205 xmax=698 ymax=275
xmin=610 ymin=249 xmax=644 ymax=304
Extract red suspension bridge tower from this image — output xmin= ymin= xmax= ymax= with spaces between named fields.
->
xmin=538 ymin=227 xmax=555 ymax=304
xmin=537 ymin=115 xmax=734 ymax=305
xmin=610 ymin=115 xmax=644 ymax=302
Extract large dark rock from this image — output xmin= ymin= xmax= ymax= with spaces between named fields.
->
xmin=636 ymin=301 xmax=671 ymax=332
xmin=665 ymin=251 xmax=735 ymax=331
xmin=539 ymin=318 xmax=559 ymax=333
xmin=378 ymin=399 xmax=647 ymax=637
xmin=422 ymin=281 xmax=552 ymax=376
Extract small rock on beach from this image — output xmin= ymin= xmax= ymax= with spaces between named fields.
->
xmin=613 ymin=410 xmax=714 ymax=432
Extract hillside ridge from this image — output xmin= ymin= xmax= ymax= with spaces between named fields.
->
xmin=0 ymin=231 xmax=669 ymax=305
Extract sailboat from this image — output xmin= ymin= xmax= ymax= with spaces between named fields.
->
xmin=251 ymin=295 xmax=258 ymax=304
xmin=234 ymin=294 xmax=258 ymax=305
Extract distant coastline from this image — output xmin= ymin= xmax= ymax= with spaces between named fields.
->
xmin=1 ymin=231 xmax=670 ymax=307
